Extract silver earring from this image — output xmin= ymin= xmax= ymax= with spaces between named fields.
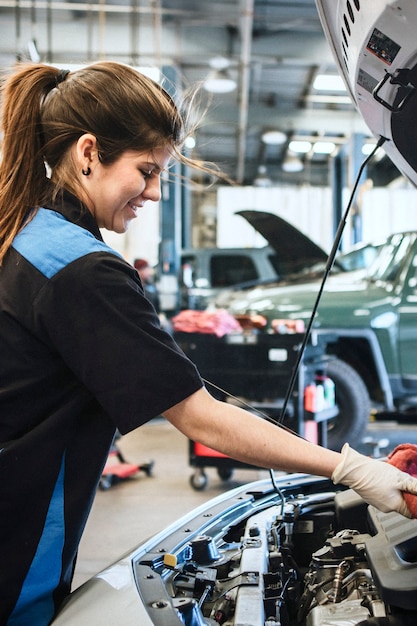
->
xmin=82 ymin=167 xmax=91 ymax=176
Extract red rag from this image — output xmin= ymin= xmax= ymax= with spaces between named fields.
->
xmin=387 ymin=443 xmax=417 ymax=518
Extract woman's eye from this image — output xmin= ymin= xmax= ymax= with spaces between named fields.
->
xmin=140 ymin=169 xmax=153 ymax=179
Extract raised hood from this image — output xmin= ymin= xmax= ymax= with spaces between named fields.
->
xmin=236 ymin=210 xmax=330 ymax=274
xmin=316 ymin=0 xmax=417 ymax=187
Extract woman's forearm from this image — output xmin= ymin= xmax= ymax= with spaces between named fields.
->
xmin=163 ymin=386 xmax=341 ymax=477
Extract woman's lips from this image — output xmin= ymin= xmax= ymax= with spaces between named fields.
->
xmin=128 ymin=201 xmax=143 ymax=214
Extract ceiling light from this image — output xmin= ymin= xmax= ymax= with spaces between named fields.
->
xmin=313 ymin=74 xmax=346 ymax=92
xmin=313 ymin=141 xmax=336 ymax=154
xmin=184 ymin=136 xmax=196 ymax=150
xmin=261 ymin=130 xmax=287 ymax=145
xmin=282 ymin=152 xmax=304 ymax=173
xmin=362 ymin=141 xmax=385 ymax=159
xmin=203 ymin=68 xmax=237 ymax=93
xmin=362 ymin=143 xmax=375 ymax=156
xmin=254 ymin=165 xmax=272 ymax=187
xmin=208 ymin=56 xmax=231 ymax=70
xmin=288 ymin=140 xmax=312 ymax=154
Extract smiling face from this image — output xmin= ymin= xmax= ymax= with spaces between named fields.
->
xmin=74 ymin=135 xmax=172 ymax=233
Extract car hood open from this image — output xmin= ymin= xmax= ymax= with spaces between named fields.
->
xmin=236 ymin=209 xmax=334 ymax=274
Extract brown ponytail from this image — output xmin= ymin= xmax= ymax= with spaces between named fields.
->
xmin=0 ymin=63 xmax=60 ymax=264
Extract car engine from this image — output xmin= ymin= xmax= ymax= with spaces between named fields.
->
xmin=134 ymin=477 xmax=417 ymax=626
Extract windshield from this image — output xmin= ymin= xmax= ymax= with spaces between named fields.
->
xmin=367 ymin=233 xmax=414 ymax=282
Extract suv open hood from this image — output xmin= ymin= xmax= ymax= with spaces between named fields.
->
xmin=236 ymin=209 xmax=331 ymax=273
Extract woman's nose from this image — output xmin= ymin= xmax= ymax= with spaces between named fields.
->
xmin=143 ymin=176 xmax=162 ymax=202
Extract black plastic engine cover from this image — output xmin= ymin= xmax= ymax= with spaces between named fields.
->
xmin=366 ymin=508 xmax=417 ymax=611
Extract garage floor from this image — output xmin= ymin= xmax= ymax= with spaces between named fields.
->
xmin=73 ymin=417 xmax=271 ymax=589
xmin=73 ymin=416 xmax=417 ymax=590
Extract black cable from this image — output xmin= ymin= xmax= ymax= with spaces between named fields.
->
xmin=202 ymin=378 xmax=301 ymax=434
xmin=276 ymin=135 xmax=387 ymax=426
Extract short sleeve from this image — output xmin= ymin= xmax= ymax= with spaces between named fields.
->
xmin=34 ymin=251 xmax=203 ymax=433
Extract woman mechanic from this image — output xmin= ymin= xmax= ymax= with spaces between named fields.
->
xmin=1 ymin=62 xmax=416 ymax=626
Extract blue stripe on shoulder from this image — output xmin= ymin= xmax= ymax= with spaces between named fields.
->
xmin=12 ymin=208 xmax=121 ymax=278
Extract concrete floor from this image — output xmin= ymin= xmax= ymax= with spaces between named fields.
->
xmin=73 ymin=417 xmax=271 ymax=589
xmin=73 ymin=416 xmax=417 ymax=591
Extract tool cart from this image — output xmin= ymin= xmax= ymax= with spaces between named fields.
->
xmin=175 ymin=331 xmax=338 ymax=490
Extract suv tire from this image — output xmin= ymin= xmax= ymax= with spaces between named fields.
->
xmin=326 ymin=358 xmax=371 ymax=451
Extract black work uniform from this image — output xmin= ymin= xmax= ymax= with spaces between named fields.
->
xmin=0 ymin=191 xmax=203 ymax=626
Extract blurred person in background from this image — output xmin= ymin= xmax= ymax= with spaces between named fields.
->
xmin=134 ymin=258 xmax=160 ymax=312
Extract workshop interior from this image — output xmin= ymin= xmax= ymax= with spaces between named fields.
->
xmin=2 ymin=1 xmax=417 ymax=625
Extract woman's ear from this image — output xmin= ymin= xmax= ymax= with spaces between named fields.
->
xmin=75 ymin=134 xmax=99 ymax=171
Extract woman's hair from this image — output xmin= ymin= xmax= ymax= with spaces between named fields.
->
xmin=0 ymin=61 xmax=221 ymax=264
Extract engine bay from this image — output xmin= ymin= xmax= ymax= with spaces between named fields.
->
xmin=134 ymin=477 xmax=417 ymax=626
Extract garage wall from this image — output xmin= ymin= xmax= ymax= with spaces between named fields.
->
xmin=217 ymin=184 xmax=417 ymax=251
xmin=217 ymin=185 xmax=335 ymax=251
xmin=361 ymin=187 xmax=417 ymax=241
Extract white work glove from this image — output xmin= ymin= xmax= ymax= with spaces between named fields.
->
xmin=332 ymin=443 xmax=417 ymax=518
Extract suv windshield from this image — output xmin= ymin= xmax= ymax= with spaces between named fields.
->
xmin=368 ymin=233 xmax=414 ymax=283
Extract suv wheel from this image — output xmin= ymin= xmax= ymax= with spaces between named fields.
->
xmin=326 ymin=358 xmax=371 ymax=451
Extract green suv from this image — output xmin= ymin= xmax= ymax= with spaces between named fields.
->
xmin=215 ymin=229 xmax=417 ymax=450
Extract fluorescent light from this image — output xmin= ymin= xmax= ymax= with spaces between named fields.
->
xmin=184 ymin=136 xmax=196 ymax=149
xmin=288 ymin=140 xmax=312 ymax=154
xmin=313 ymin=141 xmax=336 ymax=154
xmin=208 ymin=56 xmax=231 ymax=71
xmin=362 ymin=142 xmax=377 ymax=155
xmin=261 ymin=130 xmax=287 ymax=145
xmin=282 ymin=153 xmax=304 ymax=173
xmin=362 ymin=142 xmax=385 ymax=160
xmin=254 ymin=165 xmax=272 ymax=187
xmin=203 ymin=69 xmax=237 ymax=93
xmin=313 ymin=74 xmax=346 ymax=92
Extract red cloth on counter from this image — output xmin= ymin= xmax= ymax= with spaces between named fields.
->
xmin=172 ymin=309 xmax=242 ymax=337
xmin=387 ymin=443 xmax=417 ymax=518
